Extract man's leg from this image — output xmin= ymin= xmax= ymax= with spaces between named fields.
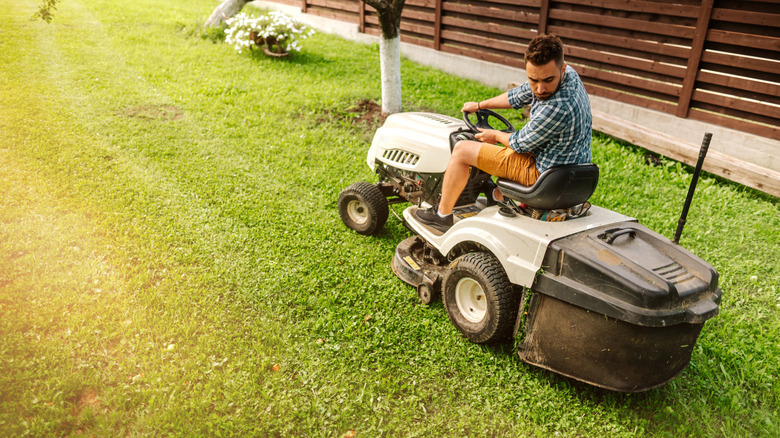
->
xmin=414 ymin=140 xmax=481 ymax=231
xmin=415 ymin=141 xmax=537 ymax=231
xmin=439 ymin=142 xmax=539 ymax=213
xmin=437 ymin=140 xmax=482 ymax=215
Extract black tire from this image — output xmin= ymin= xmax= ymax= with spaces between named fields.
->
xmin=442 ymin=252 xmax=519 ymax=344
xmin=337 ymin=182 xmax=389 ymax=235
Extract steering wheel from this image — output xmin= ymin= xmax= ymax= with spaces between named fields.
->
xmin=463 ymin=109 xmax=516 ymax=134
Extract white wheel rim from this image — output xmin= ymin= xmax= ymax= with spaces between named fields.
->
xmin=455 ymin=277 xmax=486 ymax=323
xmin=346 ymin=199 xmax=369 ymax=225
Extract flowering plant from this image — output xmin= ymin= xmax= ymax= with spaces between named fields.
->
xmin=224 ymin=12 xmax=314 ymax=56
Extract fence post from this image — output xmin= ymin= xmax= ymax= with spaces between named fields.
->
xmin=434 ymin=0 xmax=442 ymax=50
xmin=538 ymin=0 xmax=550 ymax=35
xmin=676 ymin=0 xmax=714 ymax=118
xmin=359 ymin=0 xmax=365 ymax=33
xmin=301 ymin=0 xmax=307 ymax=13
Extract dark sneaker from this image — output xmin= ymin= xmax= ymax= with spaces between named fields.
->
xmin=415 ymin=207 xmax=453 ymax=232
xmin=484 ymin=179 xmax=500 ymax=205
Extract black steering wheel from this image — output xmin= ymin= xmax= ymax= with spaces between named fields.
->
xmin=463 ymin=109 xmax=516 ymax=134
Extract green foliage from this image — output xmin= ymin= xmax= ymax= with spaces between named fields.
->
xmin=2 ymin=0 xmax=778 ymax=436
xmin=31 ymin=0 xmax=59 ymax=22
xmin=179 ymin=19 xmax=228 ymax=44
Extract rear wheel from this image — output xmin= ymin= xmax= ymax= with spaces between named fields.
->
xmin=338 ymin=182 xmax=389 ymax=235
xmin=443 ymin=252 xmax=519 ymax=343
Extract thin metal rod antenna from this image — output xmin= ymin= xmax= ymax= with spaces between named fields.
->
xmin=673 ymin=132 xmax=712 ymax=244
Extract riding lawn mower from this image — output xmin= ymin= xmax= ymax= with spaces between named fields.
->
xmin=337 ymin=109 xmax=720 ymax=392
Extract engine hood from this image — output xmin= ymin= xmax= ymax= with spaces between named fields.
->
xmin=367 ymin=112 xmax=466 ymax=174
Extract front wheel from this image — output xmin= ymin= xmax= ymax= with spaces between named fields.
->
xmin=442 ymin=252 xmax=519 ymax=344
xmin=337 ymin=182 xmax=389 ymax=235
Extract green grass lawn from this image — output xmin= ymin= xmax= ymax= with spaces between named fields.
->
xmin=1 ymin=0 xmax=778 ymax=436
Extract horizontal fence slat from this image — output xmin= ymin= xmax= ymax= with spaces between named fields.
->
xmin=364 ymin=15 xmax=435 ymax=36
xmin=706 ymin=29 xmax=780 ymax=52
xmin=548 ymin=9 xmax=696 ymax=39
xmin=574 ymin=65 xmax=681 ymax=98
xmin=467 ymin=0 xmax=540 ymax=7
xmin=442 ymin=3 xmax=539 ymax=25
xmin=403 ymin=34 xmax=435 ymax=48
xmin=584 ymin=83 xmax=677 ymax=113
xmin=441 ymin=30 xmax=526 ymax=55
xmin=555 ymin=0 xmax=699 ymax=18
xmin=307 ymin=0 xmax=361 ymax=13
xmin=692 ymin=90 xmax=780 ymax=120
xmin=711 ymin=8 xmax=780 ymax=27
xmin=406 ymin=0 xmax=436 ymax=7
xmin=548 ymin=25 xmax=691 ymax=59
xmin=442 ymin=16 xmax=537 ymax=40
xmin=440 ymin=43 xmax=524 ymax=68
xmin=567 ymin=46 xmax=687 ymax=78
xmin=305 ymin=7 xmax=359 ymax=23
xmin=697 ymin=70 xmax=780 ymax=100
xmin=701 ymin=50 xmax=780 ymax=76
xmin=401 ymin=9 xmax=435 ymax=22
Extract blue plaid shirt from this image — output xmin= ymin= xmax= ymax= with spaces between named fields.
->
xmin=507 ymin=66 xmax=592 ymax=172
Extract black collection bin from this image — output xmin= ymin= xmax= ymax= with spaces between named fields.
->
xmin=517 ymin=222 xmax=721 ymax=392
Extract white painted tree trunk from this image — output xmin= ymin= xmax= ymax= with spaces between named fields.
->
xmin=204 ymin=0 xmax=250 ymax=27
xmin=379 ymin=34 xmax=403 ymax=115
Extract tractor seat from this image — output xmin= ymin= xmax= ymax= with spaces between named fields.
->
xmin=496 ymin=163 xmax=599 ymax=210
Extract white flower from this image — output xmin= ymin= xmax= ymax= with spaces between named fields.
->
xmin=224 ymin=12 xmax=314 ymax=55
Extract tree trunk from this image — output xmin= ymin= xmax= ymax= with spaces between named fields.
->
xmin=363 ymin=0 xmax=406 ymax=114
xmin=204 ymin=0 xmax=251 ymax=27
xmin=379 ymin=34 xmax=402 ymax=115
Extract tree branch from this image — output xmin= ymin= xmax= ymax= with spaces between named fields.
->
xmin=32 ymin=0 xmax=60 ymax=23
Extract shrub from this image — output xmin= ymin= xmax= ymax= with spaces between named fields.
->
xmin=224 ymin=11 xmax=314 ymax=56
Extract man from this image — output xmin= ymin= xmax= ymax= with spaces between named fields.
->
xmin=415 ymin=34 xmax=592 ymax=231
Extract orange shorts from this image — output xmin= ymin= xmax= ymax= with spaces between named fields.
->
xmin=477 ymin=143 xmax=540 ymax=186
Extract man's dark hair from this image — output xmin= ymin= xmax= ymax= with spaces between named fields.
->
xmin=524 ymin=34 xmax=564 ymax=68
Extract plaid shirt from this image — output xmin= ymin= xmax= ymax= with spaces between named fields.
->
xmin=507 ymin=66 xmax=592 ymax=172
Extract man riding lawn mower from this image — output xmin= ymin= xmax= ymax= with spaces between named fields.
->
xmin=337 ymin=35 xmax=720 ymax=392
xmin=415 ymin=34 xmax=591 ymax=232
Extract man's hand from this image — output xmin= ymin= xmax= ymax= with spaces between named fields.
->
xmin=475 ymin=129 xmax=511 ymax=147
xmin=461 ymin=102 xmax=480 ymax=113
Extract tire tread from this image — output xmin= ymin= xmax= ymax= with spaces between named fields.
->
xmin=443 ymin=252 xmax=520 ymax=344
xmin=337 ymin=182 xmax=389 ymax=235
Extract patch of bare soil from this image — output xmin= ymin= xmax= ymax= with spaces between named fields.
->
xmin=320 ymin=99 xmax=388 ymax=129
xmin=346 ymin=99 xmax=387 ymax=126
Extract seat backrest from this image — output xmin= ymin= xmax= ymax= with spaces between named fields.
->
xmin=497 ymin=163 xmax=599 ymax=210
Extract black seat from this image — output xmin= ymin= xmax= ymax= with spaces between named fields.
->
xmin=496 ymin=163 xmax=599 ymax=210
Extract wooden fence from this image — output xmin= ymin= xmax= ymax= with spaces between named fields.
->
xmin=267 ymin=0 xmax=780 ymax=141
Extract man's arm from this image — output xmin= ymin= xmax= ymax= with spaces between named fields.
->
xmin=475 ymin=129 xmax=511 ymax=147
xmin=461 ymin=91 xmax=513 ymax=147
xmin=461 ymin=91 xmax=512 ymax=113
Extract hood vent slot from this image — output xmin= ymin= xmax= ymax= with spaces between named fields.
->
xmin=416 ymin=113 xmax=457 ymax=125
xmin=382 ymin=149 xmax=420 ymax=166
